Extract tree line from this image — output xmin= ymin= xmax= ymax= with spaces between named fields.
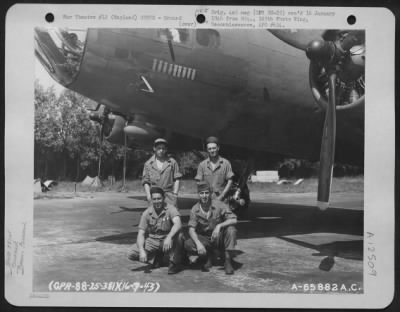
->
xmin=34 ymin=81 xmax=208 ymax=181
xmin=36 ymin=81 xmax=137 ymax=181
xmin=34 ymin=81 xmax=363 ymax=182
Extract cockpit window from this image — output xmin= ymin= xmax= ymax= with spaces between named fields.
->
xmin=196 ymin=29 xmax=220 ymax=48
xmin=34 ymin=28 xmax=87 ymax=85
xmin=58 ymin=30 xmax=85 ymax=75
xmin=157 ymin=29 xmax=190 ymax=44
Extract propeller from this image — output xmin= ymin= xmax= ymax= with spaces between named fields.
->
xmin=167 ymin=38 xmax=176 ymax=62
xmin=316 ymin=70 xmax=336 ymax=210
xmin=163 ymin=28 xmax=176 ymax=62
xmin=269 ymin=29 xmax=327 ymax=51
xmin=305 ymin=38 xmax=340 ymax=210
xmin=305 ymin=31 xmax=364 ymax=210
xmin=270 ymin=29 xmax=364 ymax=210
xmin=89 ymin=105 xmax=111 ymax=143
xmin=89 ymin=106 xmax=127 ymax=179
xmin=105 ymin=114 xmax=126 ymax=144
xmin=90 ymin=107 xmax=109 ymax=180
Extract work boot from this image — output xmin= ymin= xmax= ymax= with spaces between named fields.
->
xmin=152 ymin=252 xmax=163 ymax=269
xmin=224 ymin=251 xmax=234 ymax=275
xmin=168 ymin=262 xmax=182 ymax=274
xmin=201 ymin=253 xmax=213 ymax=272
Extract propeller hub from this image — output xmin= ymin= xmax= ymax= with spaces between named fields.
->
xmin=306 ymin=40 xmax=335 ymax=64
xmin=89 ymin=112 xmax=102 ymax=123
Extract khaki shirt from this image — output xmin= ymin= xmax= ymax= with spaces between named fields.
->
xmin=142 ymin=155 xmax=182 ymax=192
xmin=188 ymin=200 xmax=237 ymax=236
xmin=138 ymin=204 xmax=180 ymax=240
xmin=195 ymin=157 xmax=234 ymax=194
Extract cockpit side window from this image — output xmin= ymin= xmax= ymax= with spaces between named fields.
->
xmin=157 ymin=29 xmax=190 ymax=44
xmin=196 ymin=29 xmax=220 ymax=48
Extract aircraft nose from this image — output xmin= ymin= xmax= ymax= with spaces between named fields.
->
xmin=34 ymin=27 xmax=85 ymax=86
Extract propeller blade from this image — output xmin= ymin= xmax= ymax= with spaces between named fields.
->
xmin=105 ymin=115 xmax=126 ymax=144
xmin=269 ymin=29 xmax=326 ymax=51
xmin=167 ymin=39 xmax=175 ymax=62
xmin=317 ymin=72 xmax=337 ymax=210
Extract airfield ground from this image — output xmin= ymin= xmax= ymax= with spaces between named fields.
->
xmin=33 ymin=186 xmax=363 ymax=294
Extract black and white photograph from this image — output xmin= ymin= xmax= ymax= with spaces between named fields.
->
xmin=4 ymin=4 xmax=395 ymax=308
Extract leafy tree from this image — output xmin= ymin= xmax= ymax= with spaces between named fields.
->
xmin=176 ymin=151 xmax=206 ymax=178
xmin=34 ymin=80 xmax=60 ymax=178
xmin=34 ymin=81 xmax=135 ymax=181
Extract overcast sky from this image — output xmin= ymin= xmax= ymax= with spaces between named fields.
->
xmin=35 ymin=58 xmax=65 ymax=94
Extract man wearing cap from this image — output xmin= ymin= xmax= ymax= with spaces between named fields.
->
xmin=128 ymin=186 xmax=183 ymax=274
xmin=142 ymin=138 xmax=182 ymax=207
xmin=183 ymin=181 xmax=237 ymax=274
xmin=195 ymin=136 xmax=234 ymax=202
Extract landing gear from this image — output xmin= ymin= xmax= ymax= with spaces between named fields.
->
xmin=227 ymin=159 xmax=253 ymax=218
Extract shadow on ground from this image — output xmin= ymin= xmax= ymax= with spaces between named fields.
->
xmin=96 ymin=196 xmax=363 ymax=263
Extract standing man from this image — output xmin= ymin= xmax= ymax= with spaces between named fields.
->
xmin=183 ymin=181 xmax=237 ymax=274
xmin=195 ymin=136 xmax=234 ymax=202
xmin=142 ymin=138 xmax=182 ymax=207
xmin=128 ymin=186 xmax=183 ymax=274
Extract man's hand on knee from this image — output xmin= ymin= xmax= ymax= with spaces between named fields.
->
xmin=196 ymin=242 xmax=207 ymax=255
xmin=211 ymin=225 xmax=221 ymax=241
xmin=163 ymin=236 xmax=173 ymax=252
xmin=139 ymin=249 xmax=148 ymax=263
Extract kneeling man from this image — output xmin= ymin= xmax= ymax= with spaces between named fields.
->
xmin=128 ymin=186 xmax=182 ymax=274
xmin=184 ymin=181 xmax=238 ymax=274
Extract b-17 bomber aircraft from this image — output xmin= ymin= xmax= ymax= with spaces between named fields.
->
xmin=34 ymin=27 xmax=365 ymax=210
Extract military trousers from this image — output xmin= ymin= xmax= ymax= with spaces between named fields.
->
xmin=128 ymin=235 xmax=183 ymax=265
xmin=183 ymin=225 xmax=237 ymax=255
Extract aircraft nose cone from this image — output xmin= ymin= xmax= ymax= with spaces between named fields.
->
xmin=306 ymin=40 xmax=333 ymax=63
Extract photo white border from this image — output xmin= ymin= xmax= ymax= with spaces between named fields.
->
xmin=4 ymin=4 xmax=395 ymax=308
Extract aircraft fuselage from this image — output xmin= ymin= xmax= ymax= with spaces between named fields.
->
xmin=48 ymin=28 xmax=365 ymax=164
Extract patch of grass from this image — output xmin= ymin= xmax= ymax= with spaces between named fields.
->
xmin=41 ymin=176 xmax=363 ymax=195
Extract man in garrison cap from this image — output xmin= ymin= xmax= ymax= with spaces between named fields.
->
xmin=142 ymin=138 xmax=182 ymax=208
xmin=128 ymin=186 xmax=183 ymax=274
xmin=182 ymin=181 xmax=237 ymax=275
xmin=195 ymin=136 xmax=234 ymax=202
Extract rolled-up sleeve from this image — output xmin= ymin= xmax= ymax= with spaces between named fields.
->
xmin=138 ymin=212 xmax=149 ymax=231
xmin=225 ymin=161 xmax=234 ymax=180
xmin=172 ymin=160 xmax=183 ymax=180
xmin=168 ymin=206 xmax=180 ymax=219
xmin=188 ymin=209 xmax=198 ymax=228
xmin=195 ymin=163 xmax=204 ymax=181
xmin=142 ymin=163 xmax=151 ymax=186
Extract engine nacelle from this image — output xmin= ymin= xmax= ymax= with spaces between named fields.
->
xmin=124 ymin=121 xmax=160 ymax=145
xmin=94 ymin=111 xmax=162 ymax=146
xmin=307 ymin=31 xmax=365 ymax=111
